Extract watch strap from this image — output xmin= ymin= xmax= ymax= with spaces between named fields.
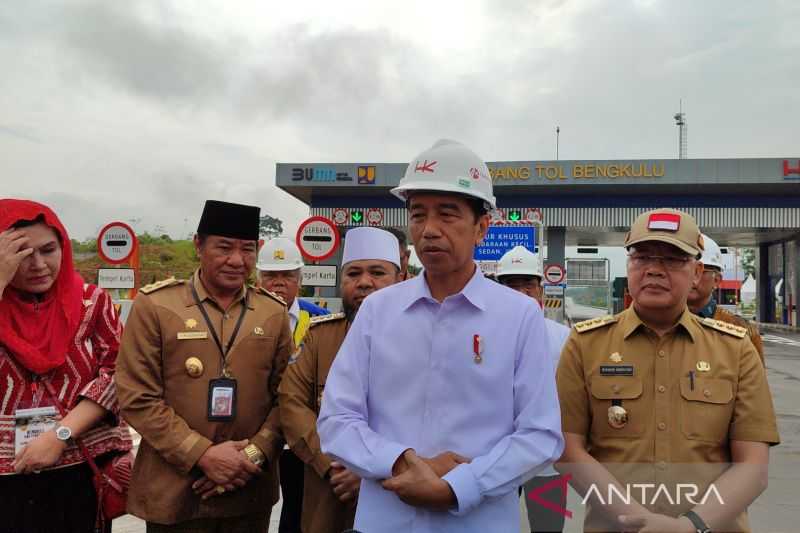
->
xmin=681 ymin=510 xmax=711 ymax=533
xmin=244 ymin=444 xmax=265 ymax=466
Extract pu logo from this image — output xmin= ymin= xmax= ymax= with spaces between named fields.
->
xmin=358 ymin=166 xmax=376 ymax=184
xmin=273 ymin=250 xmax=285 ymax=260
xmin=783 ymin=160 xmax=800 ymax=178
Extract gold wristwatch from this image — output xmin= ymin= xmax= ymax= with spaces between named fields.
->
xmin=243 ymin=444 xmax=265 ymax=466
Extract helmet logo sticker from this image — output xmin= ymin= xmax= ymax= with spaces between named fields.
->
xmin=273 ymin=249 xmax=285 ymax=260
xmin=414 ymin=159 xmax=438 ymax=173
xmin=470 ymin=167 xmax=481 ymax=180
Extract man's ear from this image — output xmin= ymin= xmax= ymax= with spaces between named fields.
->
xmin=475 ymin=213 xmax=490 ymax=245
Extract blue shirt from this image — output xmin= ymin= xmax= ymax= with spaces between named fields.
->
xmin=318 ymin=266 xmax=564 ymax=533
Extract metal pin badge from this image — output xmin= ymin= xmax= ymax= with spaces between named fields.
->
xmin=609 ymin=352 xmax=623 ymax=363
xmin=608 ymin=405 xmax=628 ymax=429
xmin=254 ymin=326 xmax=264 ymax=336
xmin=696 ymin=361 xmax=711 ymax=372
xmin=473 ymin=334 xmax=483 ymax=364
xmin=185 ymin=357 xmax=204 ymax=378
xmin=185 ymin=318 xmax=198 ymax=329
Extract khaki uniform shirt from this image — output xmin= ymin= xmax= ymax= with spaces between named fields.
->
xmin=117 ymin=271 xmax=293 ymax=524
xmin=557 ymin=307 xmax=779 ymax=532
xmin=713 ymin=307 xmax=765 ymax=366
xmin=278 ymin=313 xmax=356 ymax=533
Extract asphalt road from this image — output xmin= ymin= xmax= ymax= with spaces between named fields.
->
xmin=115 ymin=330 xmax=800 ymax=533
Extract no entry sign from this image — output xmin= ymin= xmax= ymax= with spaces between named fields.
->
xmin=296 ymin=216 xmax=340 ymax=261
xmin=97 ymin=221 xmax=137 ymax=264
xmin=544 ymin=264 xmax=566 ymax=284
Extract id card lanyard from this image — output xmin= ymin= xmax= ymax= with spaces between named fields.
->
xmin=190 ymin=279 xmax=249 ymax=378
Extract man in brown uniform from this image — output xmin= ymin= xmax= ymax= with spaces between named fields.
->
xmin=557 ymin=208 xmax=779 ymax=533
xmin=279 ymin=227 xmax=401 ymax=533
xmin=688 ymin=233 xmax=764 ymax=364
xmin=117 ymin=200 xmax=293 ymax=532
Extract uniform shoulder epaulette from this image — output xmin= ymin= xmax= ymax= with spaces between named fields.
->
xmin=139 ymin=277 xmax=182 ymax=294
xmin=309 ymin=312 xmax=346 ymax=327
xmin=574 ymin=315 xmax=618 ymax=334
xmin=254 ymin=286 xmax=286 ymax=306
xmin=700 ymin=317 xmax=747 ymax=338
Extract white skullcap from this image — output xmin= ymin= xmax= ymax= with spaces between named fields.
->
xmin=342 ymin=227 xmax=401 ymax=269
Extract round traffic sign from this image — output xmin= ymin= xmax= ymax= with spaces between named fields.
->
xmin=525 ymin=208 xmax=543 ymax=224
xmin=366 ymin=208 xmax=383 ymax=226
xmin=544 ymin=264 xmax=565 ymax=284
xmin=296 ymin=216 xmax=340 ymax=261
xmin=332 ymin=208 xmax=348 ymax=225
xmin=97 ymin=222 xmax=137 ymax=265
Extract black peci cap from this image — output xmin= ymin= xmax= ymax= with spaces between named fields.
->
xmin=197 ymin=200 xmax=260 ymax=241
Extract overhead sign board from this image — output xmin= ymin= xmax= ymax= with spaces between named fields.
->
xmin=98 ymin=268 xmax=135 ymax=289
xmin=296 ymin=216 xmax=340 ymax=261
xmin=302 ymin=265 xmax=338 ymax=287
xmin=97 ymin=221 xmax=137 ymax=264
xmin=474 ymin=226 xmax=536 ymax=261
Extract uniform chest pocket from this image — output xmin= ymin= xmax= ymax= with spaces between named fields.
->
xmin=680 ymin=377 xmax=734 ymax=443
xmin=589 ymin=377 xmax=644 ymax=438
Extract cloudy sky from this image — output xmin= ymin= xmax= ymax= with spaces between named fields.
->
xmin=2 ymin=0 xmax=798 ymax=241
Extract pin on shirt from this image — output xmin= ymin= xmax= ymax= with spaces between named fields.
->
xmin=473 ymin=334 xmax=483 ymax=364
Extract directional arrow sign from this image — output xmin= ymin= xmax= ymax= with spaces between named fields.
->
xmin=508 ymin=210 xmax=522 ymax=222
xmin=351 ymin=211 xmax=364 ymax=224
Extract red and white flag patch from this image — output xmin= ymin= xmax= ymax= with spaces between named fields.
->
xmin=647 ymin=213 xmax=681 ymax=232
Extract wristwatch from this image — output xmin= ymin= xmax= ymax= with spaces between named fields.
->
xmin=243 ymin=444 xmax=265 ymax=466
xmin=55 ymin=425 xmax=72 ymax=442
xmin=681 ymin=510 xmax=711 ymax=533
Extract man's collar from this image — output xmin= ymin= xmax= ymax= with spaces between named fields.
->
xmin=622 ymin=305 xmax=699 ymax=343
xmin=288 ymin=298 xmax=300 ymax=319
xmin=696 ymin=297 xmax=717 ymax=319
xmin=187 ymin=269 xmax=248 ymax=309
xmin=401 ymin=264 xmax=487 ymax=311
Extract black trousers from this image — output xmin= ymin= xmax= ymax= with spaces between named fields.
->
xmin=278 ymin=449 xmax=305 ymax=533
xmin=0 ymin=462 xmax=108 ymax=533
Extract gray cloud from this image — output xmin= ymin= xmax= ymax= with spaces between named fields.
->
xmin=1 ymin=0 xmax=799 ymax=242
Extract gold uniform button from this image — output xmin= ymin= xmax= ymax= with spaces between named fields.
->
xmin=611 ymin=384 xmax=621 ymax=393
xmin=703 ymin=389 xmax=712 ymax=398
xmin=658 ymin=350 xmax=666 ymax=358
xmin=185 ymin=357 xmax=204 ymax=378
xmin=657 ymin=422 xmax=666 ymax=431
xmin=657 ymin=385 xmax=666 ymax=393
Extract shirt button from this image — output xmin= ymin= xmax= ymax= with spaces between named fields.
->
xmin=703 ymin=389 xmax=712 ymax=398
xmin=611 ymin=384 xmax=621 ymax=393
xmin=656 ymin=461 xmax=668 ymax=470
xmin=224 ymin=313 xmax=231 ymax=320
xmin=657 ymin=422 xmax=666 ymax=431
xmin=657 ymin=385 xmax=666 ymax=393
xmin=658 ymin=350 xmax=666 ymax=358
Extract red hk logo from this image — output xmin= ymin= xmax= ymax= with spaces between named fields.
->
xmin=470 ymin=167 xmax=481 ymax=180
xmin=527 ymin=473 xmax=573 ymax=518
xmin=783 ymin=160 xmax=800 ymax=178
xmin=415 ymin=159 xmax=437 ymax=173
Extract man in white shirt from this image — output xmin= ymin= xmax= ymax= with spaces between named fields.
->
xmin=318 ymin=140 xmax=564 ymax=533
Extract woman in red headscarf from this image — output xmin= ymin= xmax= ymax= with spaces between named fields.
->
xmin=0 ymin=199 xmax=132 ymax=532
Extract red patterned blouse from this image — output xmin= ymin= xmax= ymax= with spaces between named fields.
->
xmin=0 ymin=284 xmax=133 ymax=474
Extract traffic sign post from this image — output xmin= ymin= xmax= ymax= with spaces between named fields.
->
xmin=366 ymin=208 xmax=384 ymax=226
xmin=332 ymin=208 xmax=348 ymax=225
xmin=96 ymin=221 xmax=139 ymax=299
xmin=296 ymin=216 xmax=341 ymax=262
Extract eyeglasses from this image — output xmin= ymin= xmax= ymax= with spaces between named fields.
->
xmin=627 ymin=254 xmax=692 ymax=271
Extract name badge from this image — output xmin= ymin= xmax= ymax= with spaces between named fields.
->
xmin=177 ymin=331 xmax=208 ymax=340
xmin=15 ymin=406 xmax=58 ymax=455
xmin=600 ymin=364 xmax=634 ymax=376
xmin=207 ymin=377 xmax=237 ymax=421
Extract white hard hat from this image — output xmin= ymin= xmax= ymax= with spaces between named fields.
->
xmin=496 ymin=245 xmax=543 ymax=279
xmin=390 ymin=139 xmax=496 ymax=210
xmin=257 ymin=237 xmax=303 ymax=271
xmin=699 ymin=233 xmax=724 ymax=271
